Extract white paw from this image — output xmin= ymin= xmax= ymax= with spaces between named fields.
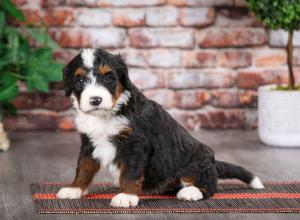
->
xmin=177 ymin=186 xmax=203 ymax=201
xmin=56 ymin=187 xmax=85 ymax=199
xmin=249 ymin=176 xmax=265 ymax=189
xmin=110 ymin=193 xmax=139 ymax=207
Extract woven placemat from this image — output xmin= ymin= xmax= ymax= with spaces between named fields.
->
xmin=31 ymin=182 xmax=300 ymax=214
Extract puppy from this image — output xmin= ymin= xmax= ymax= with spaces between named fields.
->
xmin=57 ymin=49 xmax=264 ymax=207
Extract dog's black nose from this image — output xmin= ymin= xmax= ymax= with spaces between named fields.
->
xmin=90 ymin=96 xmax=102 ymax=106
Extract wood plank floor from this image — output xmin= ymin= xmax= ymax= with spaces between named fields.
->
xmin=0 ymin=130 xmax=300 ymax=220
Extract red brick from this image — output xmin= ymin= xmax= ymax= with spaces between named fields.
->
xmin=43 ymin=0 xmax=164 ymax=7
xmin=198 ymin=109 xmax=255 ymax=129
xmin=12 ymin=0 xmax=26 ymax=5
xmin=175 ymin=90 xmax=210 ymax=109
xmin=123 ymin=50 xmax=148 ymax=67
xmin=98 ymin=0 xmax=166 ymax=7
xmin=167 ymin=0 xmax=233 ymax=6
xmin=234 ymin=0 xmax=248 ymax=6
xmin=147 ymin=49 xmax=181 ymax=68
xmin=198 ymin=28 xmax=266 ymax=48
xmin=167 ymin=70 xmax=234 ymax=89
xmin=113 ymin=9 xmax=144 ymax=27
xmin=3 ymin=111 xmax=58 ymax=131
xmin=53 ymin=28 xmax=126 ymax=48
xmin=253 ymin=49 xmax=286 ymax=67
xmin=236 ymin=69 xmax=288 ymax=89
xmin=41 ymin=0 xmax=160 ymax=7
xmin=215 ymin=10 xmax=258 ymax=27
xmin=129 ymin=68 xmax=165 ymax=89
xmin=143 ymin=89 xmax=175 ymax=108
xmin=211 ymin=90 xmax=258 ymax=108
xmin=239 ymin=90 xmax=257 ymax=107
xmin=50 ymin=82 xmax=64 ymax=90
xmin=237 ymin=71 xmax=263 ymax=89
xmin=12 ymin=92 xmax=71 ymax=111
xmin=179 ymin=8 xmax=215 ymax=27
xmin=58 ymin=115 xmax=75 ymax=131
xmin=182 ymin=51 xmax=217 ymax=68
xmin=210 ymin=90 xmax=239 ymax=107
xmin=53 ymin=50 xmax=78 ymax=63
xmin=13 ymin=9 xmax=42 ymax=26
xmin=42 ymin=0 xmax=105 ymax=7
xmin=41 ymin=0 xmax=65 ymax=7
xmin=169 ymin=108 xmax=257 ymax=130
xmin=146 ymin=6 xmax=178 ymax=26
xmin=218 ymin=50 xmax=252 ymax=68
xmin=52 ymin=29 xmax=87 ymax=48
xmin=168 ymin=109 xmax=200 ymax=131
xmin=76 ymin=9 xmax=111 ymax=27
xmin=129 ymin=28 xmax=194 ymax=48
xmin=293 ymin=48 xmax=300 ymax=66
xmin=45 ymin=9 xmax=74 ymax=26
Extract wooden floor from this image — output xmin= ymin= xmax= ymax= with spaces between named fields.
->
xmin=0 ymin=130 xmax=300 ymax=220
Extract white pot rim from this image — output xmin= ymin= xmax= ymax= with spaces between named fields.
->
xmin=259 ymin=84 xmax=300 ymax=94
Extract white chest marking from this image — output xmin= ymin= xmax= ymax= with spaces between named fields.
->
xmin=75 ymin=112 xmax=128 ymax=185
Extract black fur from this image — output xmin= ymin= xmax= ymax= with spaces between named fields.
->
xmin=63 ymin=48 xmax=257 ymax=198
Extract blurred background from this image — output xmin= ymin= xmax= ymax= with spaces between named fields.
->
xmin=2 ymin=0 xmax=300 ymax=133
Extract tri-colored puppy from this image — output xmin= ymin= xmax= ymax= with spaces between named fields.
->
xmin=57 ymin=49 xmax=264 ymax=207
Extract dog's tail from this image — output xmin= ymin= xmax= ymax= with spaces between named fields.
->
xmin=216 ymin=160 xmax=264 ymax=189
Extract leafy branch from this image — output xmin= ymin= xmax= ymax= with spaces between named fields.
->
xmin=0 ymin=0 xmax=63 ymax=114
xmin=248 ymin=0 xmax=300 ymax=90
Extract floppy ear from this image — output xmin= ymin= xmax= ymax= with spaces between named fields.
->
xmin=62 ymin=67 xmax=73 ymax=96
xmin=114 ymin=54 xmax=132 ymax=90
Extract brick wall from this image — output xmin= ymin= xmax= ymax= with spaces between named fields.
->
xmin=5 ymin=0 xmax=300 ymax=132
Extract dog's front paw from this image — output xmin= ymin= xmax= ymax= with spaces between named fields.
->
xmin=56 ymin=187 xmax=86 ymax=199
xmin=177 ymin=186 xmax=203 ymax=201
xmin=110 ymin=193 xmax=139 ymax=207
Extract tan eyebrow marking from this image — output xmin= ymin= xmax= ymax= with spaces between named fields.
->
xmin=99 ymin=64 xmax=112 ymax=75
xmin=74 ymin=68 xmax=87 ymax=76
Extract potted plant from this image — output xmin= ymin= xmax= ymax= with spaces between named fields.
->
xmin=248 ymin=0 xmax=300 ymax=147
xmin=0 ymin=0 xmax=63 ymax=151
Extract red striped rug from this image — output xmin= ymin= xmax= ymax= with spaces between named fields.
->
xmin=31 ymin=182 xmax=300 ymax=214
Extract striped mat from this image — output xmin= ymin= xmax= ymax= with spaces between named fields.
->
xmin=31 ymin=182 xmax=300 ymax=214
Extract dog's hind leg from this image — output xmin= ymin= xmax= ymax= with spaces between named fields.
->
xmin=176 ymin=176 xmax=204 ymax=201
xmin=176 ymin=163 xmax=218 ymax=201
xmin=194 ymin=165 xmax=218 ymax=199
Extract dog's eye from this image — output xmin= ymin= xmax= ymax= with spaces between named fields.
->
xmin=103 ymin=75 xmax=115 ymax=83
xmin=75 ymin=77 xmax=85 ymax=85
xmin=78 ymin=78 xmax=84 ymax=83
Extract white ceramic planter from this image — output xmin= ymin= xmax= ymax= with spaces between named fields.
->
xmin=258 ymin=85 xmax=300 ymax=147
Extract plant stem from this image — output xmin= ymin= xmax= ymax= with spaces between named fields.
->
xmin=287 ymin=30 xmax=296 ymax=90
xmin=11 ymin=73 xmax=27 ymax=80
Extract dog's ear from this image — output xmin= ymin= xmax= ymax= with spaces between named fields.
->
xmin=114 ymin=54 xmax=132 ymax=90
xmin=62 ymin=67 xmax=73 ymax=96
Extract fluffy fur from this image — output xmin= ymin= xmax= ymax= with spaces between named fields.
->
xmin=57 ymin=48 xmax=264 ymax=207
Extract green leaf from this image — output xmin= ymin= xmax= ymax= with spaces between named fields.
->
xmin=7 ymin=28 xmax=19 ymax=63
xmin=0 ymin=0 xmax=25 ymax=21
xmin=0 ymin=83 xmax=18 ymax=101
xmin=22 ymin=27 xmax=60 ymax=49
xmin=0 ymin=12 xmax=5 ymax=39
xmin=0 ymin=73 xmax=18 ymax=101
xmin=0 ymin=72 xmax=17 ymax=86
xmin=0 ymin=57 xmax=10 ymax=69
xmin=27 ymin=75 xmax=49 ymax=92
xmin=33 ymin=47 xmax=52 ymax=61
xmin=42 ymin=63 xmax=63 ymax=81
